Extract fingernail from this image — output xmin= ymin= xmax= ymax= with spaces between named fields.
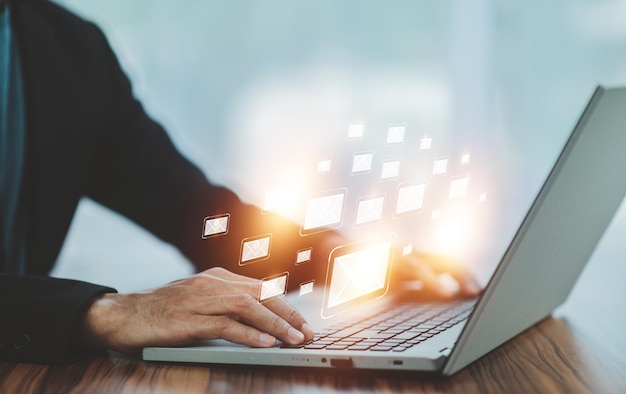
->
xmin=259 ymin=333 xmax=276 ymax=346
xmin=287 ymin=327 xmax=305 ymax=344
xmin=301 ymin=323 xmax=315 ymax=339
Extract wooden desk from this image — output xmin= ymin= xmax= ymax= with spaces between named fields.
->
xmin=2 ymin=228 xmax=625 ymax=393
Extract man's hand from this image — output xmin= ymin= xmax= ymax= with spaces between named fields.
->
xmin=393 ymin=251 xmax=482 ymax=299
xmin=78 ymin=267 xmax=315 ymax=354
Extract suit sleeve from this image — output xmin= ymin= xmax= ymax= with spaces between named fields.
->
xmin=0 ymin=274 xmax=116 ymax=364
xmin=81 ymin=25 xmax=328 ymax=284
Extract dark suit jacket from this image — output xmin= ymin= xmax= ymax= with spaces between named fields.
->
xmin=0 ymin=0 xmax=324 ymax=364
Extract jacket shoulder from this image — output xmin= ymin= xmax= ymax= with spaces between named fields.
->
xmin=13 ymin=0 xmax=109 ymax=51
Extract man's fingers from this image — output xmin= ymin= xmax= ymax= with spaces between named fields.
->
xmin=190 ymin=293 xmax=308 ymax=345
xmin=203 ymin=267 xmax=258 ymax=285
xmin=447 ymin=269 xmax=482 ymax=296
xmin=262 ymin=296 xmax=315 ymax=340
xmin=192 ymin=315 xmax=277 ymax=347
xmin=194 ymin=268 xmax=314 ymax=341
xmin=407 ymin=255 xmax=456 ymax=298
xmin=406 ymin=252 xmax=482 ymax=297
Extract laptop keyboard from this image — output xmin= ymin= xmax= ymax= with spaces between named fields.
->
xmin=284 ymin=299 xmax=476 ymax=352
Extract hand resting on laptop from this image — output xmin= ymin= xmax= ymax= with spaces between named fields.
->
xmin=78 ymin=267 xmax=316 ymax=354
xmin=393 ymin=251 xmax=482 ymax=299
xmin=77 ymin=251 xmax=479 ymax=354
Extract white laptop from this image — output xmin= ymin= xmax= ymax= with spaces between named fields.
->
xmin=144 ymin=86 xmax=626 ymax=376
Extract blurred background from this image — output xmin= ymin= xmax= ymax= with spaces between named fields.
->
xmin=50 ymin=0 xmax=626 ymax=293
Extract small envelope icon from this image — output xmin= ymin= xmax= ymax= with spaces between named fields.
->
xmin=386 ymin=125 xmax=405 ymax=144
xmin=260 ymin=273 xmax=288 ymax=301
xmin=381 ymin=160 xmax=400 ymax=180
xmin=302 ymin=191 xmax=346 ymax=232
xmin=351 ymin=152 xmax=373 ymax=174
xmin=355 ymin=196 xmax=385 ymax=225
xmin=296 ymin=248 xmax=312 ymax=264
xmin=202 ymin=214 xmax=229 ymax=238
xmin=348 ymin=123 xmax=365 ymax=139
xmin=299 ymin=281 xmax=314 ymax=296
xmin=240 ymin=235 xmax=271 ymax=264
xmin=395 ymin=183 xmax=426 ymax=215
xmin=317 ymin=159 xmax=332 ymax=173
xmin=449 ymin=176 xmax=470 ymax=200
xmin=433 ymin=158 xmax=448 ymax=175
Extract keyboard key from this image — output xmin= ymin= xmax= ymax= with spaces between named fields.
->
xmin=326 ymin=345 xmax=349 ymax=350
xmin=369 ymin=346 xmax=394 ymax=352
xmin=392 ymin=331 xmax=419 ymax=340
xmin=347 ymin=345 xmax=371 ymax=351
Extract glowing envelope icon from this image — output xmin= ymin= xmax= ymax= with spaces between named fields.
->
xmin=351 ymin=152 xmax=374 ymax=174
xmin=299 ymin=281 xmax=314 ymax=296
xmin=449 ymin=176 xmax=470 ymax=200
xmin=355 ymin=196 xmax=385 ymax=225
xmin=433 ymin=158 xmax=448 ymax=175
xmin=302 ymin=190 xmax=346 ymax=233
xmin=327 ymin=241 xmax=392 ymax=308
xmin=240 ymin=234 xmax=271 ymax=265
xmin=202 ymin=214 xmax=229 ymax=238
xmin=386 ymin=125 xmax=406 ymax=144
xmin=395 ymin=183 xmax=426 ymax=215
xmin=260 ymin=273 xmax=288 ymax=301
xmin=296 ymin=248 xmax=312 ymax=264
xmin=381 ymin=160 xmax=400 ymax=180
xmin=348 ymin=123 xmax=365 ymax=139
xmin=317 ymin=159 xmax=332 ymax=173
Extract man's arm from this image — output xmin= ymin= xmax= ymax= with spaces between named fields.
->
xmin=4 ymin=0 xmax=315 ymax=364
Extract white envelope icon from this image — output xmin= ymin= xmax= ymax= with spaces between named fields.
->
xmin=355 ymin=196 xmax=385 ymax=225
xmin=433 ymin=158 xmax=448 ymax=175
xmin=449 ymin=176 xmax=470 ymax=200
xmin=348 ymin=123 xmax=365 ymax=139
xmin=419 ymin=136 xmax=432 ymax=150
xmin=302 ymin=191 xmax=345 ymax=232
xmin=327 ymin=242 xmax=391 ymax=308
xmin=299 ymin=281 xmax=314 ymax=296
xmin=395 ymin=183 xmax=426 ymax=215
xmin=381 ymin=160 xmax=400 ymax=180
xmin=317 ymin=159 xmax=332 ymax=173
xmin=351 ymin=152 xmax=373 ymax=174
xmin=296 ymin=248 xmax=312 ymax=264
xmin=260 ymin=273 xmax=288 ymax=301
xmin=386 ymin=125 xmax=405 ymax=144
xmin=202 ymin=214 xmax=229 ymax=238
xmin=240 ymin=235 xmax=271 ymax=264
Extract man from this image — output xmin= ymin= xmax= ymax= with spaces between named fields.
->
xmin=0 ymin=0 xmax=479 ymax=364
